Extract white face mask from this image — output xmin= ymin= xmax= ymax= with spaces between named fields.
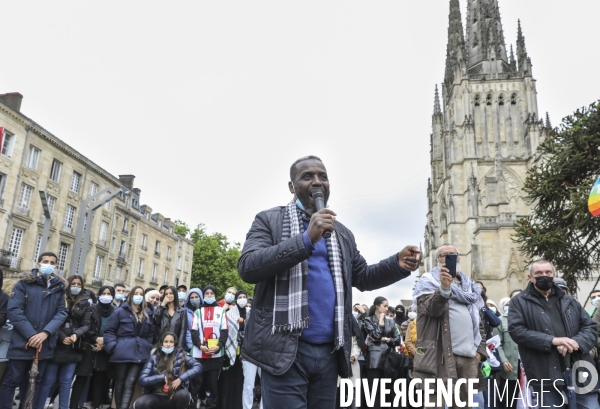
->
xmin=408 ymin=312 xmax=417 ymax=320
xmin=237 ymin=298 xmax=247 ymax=308
xmin=352 ymin=311 xmax=360 ymax=319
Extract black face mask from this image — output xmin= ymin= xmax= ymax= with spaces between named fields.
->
xmin=535 ymin=276 xmax=553 ymax=291
xmin=395 ymin=311 xmax=404 ymax=318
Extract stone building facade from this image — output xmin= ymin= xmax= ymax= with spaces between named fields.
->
xmin=0 ymin=93 xmax=194 ymax=292
xmin=422 ymin=0 xmax=553 ymax=303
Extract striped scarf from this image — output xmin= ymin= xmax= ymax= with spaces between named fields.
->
xmin=273 ymin=200 xmax=345 ymax=349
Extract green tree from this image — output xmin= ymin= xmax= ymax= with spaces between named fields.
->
xmin=514 ymin=101 xmax=600 ymax=293
xmin=173 ymin=219 xmax=191 ymax=238
xmin=189 ymin=224 xmax=253 ymax=297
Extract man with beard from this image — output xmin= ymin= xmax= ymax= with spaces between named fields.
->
xmin=238 ymin=155 xmax=420 ymax=409
xmin=509 ymin=260 xmax=599 ymax=408
xmin=411 ymin=243 xmax=487 ymax=409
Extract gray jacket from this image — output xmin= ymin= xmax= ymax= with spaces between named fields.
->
xmin=238 ymin=206 xmax=411 ymax=377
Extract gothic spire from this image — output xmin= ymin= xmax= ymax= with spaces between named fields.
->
xmin=434 ymin=85 xmax=442 ymax=116
xmin=465 ymin=0 xmax=510 ymax=74
xmin=545 ymin=112 xmax=552 ymax=130
xmin=444 ymin=0 xmax=467 ymax=90
xmin=509 ymin=44 xmax=517 ymax=71
xmin=516 ymin=19 xmax=530 ymax=73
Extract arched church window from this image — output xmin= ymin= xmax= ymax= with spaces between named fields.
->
xmin=511 ymin=93 xmax=517 ymax=105
xmin=474 ymin=95 xmax=481 ymax=106
xmin=486 ymin=94 xmax=492 ymax=106
xmin=498 ymin=95 xmax=504 ymax=106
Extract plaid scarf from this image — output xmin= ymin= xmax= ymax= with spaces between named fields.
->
xmin=273 ymin=200 xmax=345 ymax=349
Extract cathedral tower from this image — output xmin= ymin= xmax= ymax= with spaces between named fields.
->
xmin=423 ymin=0 xmax=551 ymax=301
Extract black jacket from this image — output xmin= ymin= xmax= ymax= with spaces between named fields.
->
xmin=364 ymin=315 xmax=400 ymax=370
xmin=238 ymin=206 xmax=411 ymax=377
xmin=508 ymin=282 xmax=598 ymax=389
xmin=153 ymin=305 xmax=187 ymax=348
xmin=52 ymin=293 xmax=92 ymax=364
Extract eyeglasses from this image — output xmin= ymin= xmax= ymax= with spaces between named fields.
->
xmin=437 ymin=252 xmax=458 ymax=259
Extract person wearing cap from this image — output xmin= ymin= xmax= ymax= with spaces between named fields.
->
xmin=553 ymin=278 xmax=569 ymax=295
xmin=190 ymin=285 xmax=228 ymax=409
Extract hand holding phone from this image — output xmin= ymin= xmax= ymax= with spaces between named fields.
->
xmin=445 ymin=254 xmax=458 ymax=278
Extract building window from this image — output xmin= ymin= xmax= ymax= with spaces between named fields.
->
xmin=106 ymin=264 xmax=112 ymax=280
xmin=151 ymin=263 xmax=157 ymax=282
xmin=116 ymin=266 xmax=122 ymax=281
xmin=89 ymin=182 xmax=99 ymax=198
xmin=64 ymin=205 xmax=76 ymax=232
xmin=511 ymin=93 xmax=517 ymax=105
xmin=145 ymin=212 xmax=150 ymax=220
xmin=1 ymin=131 xmax=15 ymax=157
xmin=33 ymin=234 xmax=43 ymax=263
xmin=118 ymin=240 xmax=126 ymax=259
xmin=474 ymin=95 xmax=480 ymax=106
xmin=26 ymin=146 xmax=41 ymax=170
xmin=99 ymin=221 xmax=108 ymax=245
xmin=166 ymin=246 xmax=172 ymax=261
xmin=8 ymin=227 xmax=24 ymax=267
xmin=498 ymin=95 xmax=505 ymax=106
xmin=177 ymin=256 xmax=182 ymax=270
xmin=58 ymin=243 xmax=69 ymax=272
xmin=50 ymin=160 xmax=62 ymax=183
xmin=104 ymin=191 xmax=111 ymax=210
xmin=163 ymin=268 xmax=169 ymax=285
xmin=110 ymin=237 xmax=116 ymax=253
xmin=154 ymin=241 xmax=160 ymax=257
xmin=94 ymin=255 xmax=104 ymax=279
xmin=486 ymin=94 xmax=492 ymax=106
xmin=137 ymin=258 xmax=144 ymax=278
xmin=71 ymin=171 xmax=82 ymax=193
xmin=141 ymin=234 xmax=147 ymax=251
xmin=17 ymin=183 xmax=33 ymax=214
xmin=122 ymin=218 xmax=128 ymax=232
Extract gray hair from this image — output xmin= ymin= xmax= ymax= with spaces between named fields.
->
xmin=528 ymin=259 xmax=556 ymax=276
xmin=434 ymin=243 xmax=457 ymax=260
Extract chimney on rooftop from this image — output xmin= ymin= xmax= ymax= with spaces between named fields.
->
xmin=118 ymin=175 xmax=135 ymax=189
xmin=0 ymin=93 xmax=23 ymax=112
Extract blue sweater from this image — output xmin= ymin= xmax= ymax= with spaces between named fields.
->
xmin=299 ymin=221 xmax=335 ymax=344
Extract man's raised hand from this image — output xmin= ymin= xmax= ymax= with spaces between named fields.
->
xmin=398 ymin=246 xmax=421 ymax=271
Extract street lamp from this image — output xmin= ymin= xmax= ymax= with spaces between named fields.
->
xmin=39 ymin=189 xmax=52 ymax=253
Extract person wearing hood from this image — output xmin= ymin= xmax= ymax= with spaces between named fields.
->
xmin=69 ymin=285 xmax=116 ymax=409
xmin=0 ymin=253 xmax=68 ymax=409
xmin=219 ymin=290 xmax=255 ymax=409
xmin=153 ymin=286 xmax=187 ymax=349
xmin=146 ymin=290 xmax=160 ymax=310
xmin=394 ymin=305 xmax=407 ymax=329
xmin=104 ymin=285 xmax=155 ymax=409
xmin=183 ymin=288 xmax=203 ymax=409
xmin=190 ymin=285 xmax=228 ymax=409
xmin=37 ymin=275 xmax=92 ymax=409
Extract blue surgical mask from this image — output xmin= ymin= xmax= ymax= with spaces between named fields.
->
xmin=162 ymin=346 xmax=174 ymax=354
xmin=39 ymin=264 xmax=55 ymax=276
xmin=132 ymin=295 xmax=144 ymax=305
xmin=178 ymin=292 xmax=186 ymax=302
xmin=115 ymin=293 xmax=125 ymax=301
xmin=504 ymin=306 xmax=509 ymax=314
xmin=593 ymin=298 xmax=599 ymax=307
xmin=204 ymin=297 xmax=216 ymax=304
xmin=295 ymin=199 xmax=307 ymax=212
xmin=190 ymin=299 xmax=201 ymax=308
xmin=225 ymin=294 xmax=235 ymax=303
xmin=70 ymin=287 xmax=82 ymax=295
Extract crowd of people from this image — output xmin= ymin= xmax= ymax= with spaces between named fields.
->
xmin=337 ymin=244 xmax=600 ymax=409
xmin=0 ymin=252 xmax=263 ymax=409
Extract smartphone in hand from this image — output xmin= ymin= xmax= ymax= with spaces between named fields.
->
xmin=445 ymin=254 xmax=458 ymax=277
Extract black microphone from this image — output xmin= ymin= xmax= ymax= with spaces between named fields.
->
xmin=311 ymin=189 xmax=332 ymax=239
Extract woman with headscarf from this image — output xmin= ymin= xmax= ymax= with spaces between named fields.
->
xmin=146 ymin=290 xmax=160 ymax=310
xmin=69 ymin=285 xmax=116 ymax=409
xmin=37 ymin=275 xmax=92 ymax=409
xmin=394 ymin=305 xmax=407 ymax=330
xmin=104 ymin=285 xmax=155 ymax=409
xmin=183 ymin=288 xmax=203 ymax=409
xmin=190 ymin=285 xmax=228 ymax=409
xmin=218 ymin=290 xmax=249 ymax=409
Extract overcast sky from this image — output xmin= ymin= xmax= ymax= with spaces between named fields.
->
xmin=2 ymin=1 xmax=599 ymax=306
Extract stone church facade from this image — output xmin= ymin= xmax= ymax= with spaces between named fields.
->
xmin=422 ymin=0 xmax=554 ymax=303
